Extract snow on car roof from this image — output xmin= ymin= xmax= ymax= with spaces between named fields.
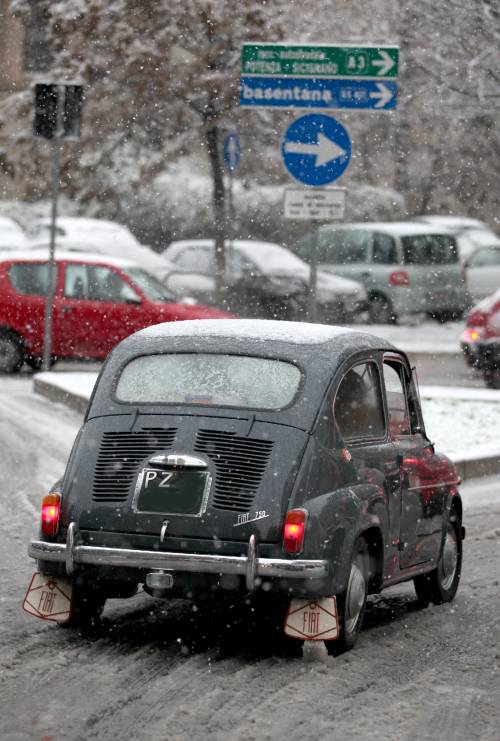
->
xmin=319 ymin=221 xmax=456 ymax=236
xmin=415 ymin=215 xmax=490 ymax=231
xmin=34 ymin=217 xmax=140 ymax=243
xmin=0 ymin=248 xmax=138 ymax=267
xmin=138 ymin=318 xmax=360 ymax=345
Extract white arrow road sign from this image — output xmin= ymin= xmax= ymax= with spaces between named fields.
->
xmin=284 ymin=132 xmax=346 ymax=167
xmin=369 ymin=82 xmax=394 ymax=108
xmin=372 ymin=49 xmax=396 ymax=76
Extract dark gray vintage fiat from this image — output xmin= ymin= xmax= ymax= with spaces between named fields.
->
xmin=26 ymin=319 xmax=464 ymax=655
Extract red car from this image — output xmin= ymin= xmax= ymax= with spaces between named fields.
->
xmin=460 ymin=288 xmax=500 ymax=387
xmin=0 ymin=250 xmax=232 ymax=373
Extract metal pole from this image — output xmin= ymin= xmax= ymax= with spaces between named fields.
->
xmin=308 ymin=227 xmax=318 ymax=323
xmin=42 ymin=86 xmax=63 ymax=371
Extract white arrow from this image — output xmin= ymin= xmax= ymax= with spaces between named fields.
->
xmin=369 ymin=82 xmax=394 ymax=108
xmin=372 ymin=49 xmax=395 ymax=76
xmin=284 ymin=132 xmax=347 ymax=167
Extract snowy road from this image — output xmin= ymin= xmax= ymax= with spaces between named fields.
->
xmin=1 ymin=378 xmax=499 ymax=741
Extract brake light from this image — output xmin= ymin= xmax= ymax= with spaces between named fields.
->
xmin=389 ymin=270 xmax=410 ymax=286
xmin=41 ymin=493 xmax=61 ymax=537
xmin=462 ymin=327 xmax=483 ymax=342
xmin=283 ymin=508 xmax=307 ymax=554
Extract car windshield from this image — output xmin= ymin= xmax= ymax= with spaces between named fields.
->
xmin=122 ymin=267 xmax=176 ymax=302
xmin=115 ymin=353 xmax=302 ymax=409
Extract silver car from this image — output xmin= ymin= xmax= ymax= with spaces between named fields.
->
xmin=295 ymin=222 xmax=469 ymax=323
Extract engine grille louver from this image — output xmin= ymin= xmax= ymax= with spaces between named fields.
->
xmin=92 ymin=428 xmax=177 ymax=501
xmin=194 ymin=429 xmax=273 ymax=512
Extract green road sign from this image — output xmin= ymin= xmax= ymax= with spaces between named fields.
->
xmin=241 ymin=43 xmax=399 ymax=79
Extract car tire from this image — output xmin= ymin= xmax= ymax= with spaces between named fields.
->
xmin=0 ymin=332 xmax=24 ymax=374
xmin=413 ymin=509 xmax=462 ymax=606
xmin=325 ymin=537 xmax=368 ymax=657
xmin=62 ymin=581 xmax=107 ymax=630
xmin=368 ymin=295 xmax=397 ymax=324
xmin=24 ymin=354 xmax=44 ymax=371
xmin=484 ymin=368 xmax=500 ymax=389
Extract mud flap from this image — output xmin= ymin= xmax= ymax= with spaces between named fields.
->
xmin=22 ymin=572 xmax=73 ymax=623
xmin=284 ymin=596 xmax=339 ymax=641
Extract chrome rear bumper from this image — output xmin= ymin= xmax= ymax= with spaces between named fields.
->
xmin=29 ymin=523 xmax=329 ymax=591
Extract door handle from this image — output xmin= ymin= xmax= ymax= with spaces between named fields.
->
xmin=61 ymin=306 xmax=74 ymax=314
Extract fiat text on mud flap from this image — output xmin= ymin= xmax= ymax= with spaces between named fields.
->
xmin=26 ymin=319 xmax=464 ymax=655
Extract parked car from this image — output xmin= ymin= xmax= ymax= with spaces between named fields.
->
xmin=28 ymin=217 xmax=141 ymax=248
xmin=0 ymin=216 xmax=29 ymax=249
xmin=294 ymin=222 xmax=469 ymax=323
xmin=463 ymin=243 xmax=500 ymax=303
xmin=414 ymin=215 xmax=499 ymax=263
xmin=26 ymin=319 xmax=463 ymax=657
xmin=163 ymin=239 xmax=367 ymax=322
xmin=0 ymin=250 xmax=231 ymax=373
xmin=460 ymin=289 xmax=500 ymax=386
xmin=27 ymin=237 xmax=174 ymax=281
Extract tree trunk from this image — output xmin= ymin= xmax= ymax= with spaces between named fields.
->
xmin=205 ymin=118 xmax=226 ymax=307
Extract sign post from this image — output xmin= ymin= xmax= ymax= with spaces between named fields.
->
xmin=33 ymin=83 xmax=83 ymax=371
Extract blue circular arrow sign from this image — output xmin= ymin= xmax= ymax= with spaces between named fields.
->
xmin=281 ymin=114 xmax=351 ymax=186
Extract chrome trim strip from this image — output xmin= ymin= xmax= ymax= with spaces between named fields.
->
xmin=148 ymin=454 xmax=207 ymax=469
xmin=28 ymin=539 xmax=328 ymax=582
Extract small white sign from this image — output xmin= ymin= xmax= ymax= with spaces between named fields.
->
xmin=284 ymin=187 xmax=346 ymax=220
xmin=284 ymin=596 xmax=339 ymax=641
xmin=22 ymin=572 xmax=73 ymax=623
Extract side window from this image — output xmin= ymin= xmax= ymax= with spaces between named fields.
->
xmin=372 ymin=233 xmax=397 ymax=264
xmin=334 ymin=362 xmax=385 ymax=441
xmin=228 ymin=250 xmax=256 ymax=278
xmin=8 ymin=262 xmax=50 ymax=295
xmin=469 ymin=247 xmax=500 ymax=267
xmin=383 ymin=362 xmax=410 ymax=436
xmin=64 ymin=264 xmax=88 ymax=299
xmin=319 ymin=230 xmax=369 ymax=264
xmin=175 ymin=247 xmax=215 ymax=275
xmin=64 ymin=265 xmax=138 ymax=303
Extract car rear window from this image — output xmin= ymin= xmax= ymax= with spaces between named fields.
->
xmin=8 ymin=263 xmax=50 ymax=295
xmin=115 ymin=354 xmax=302 ymax=409
xmin=402 ymin=235 xmax=458 ymax=265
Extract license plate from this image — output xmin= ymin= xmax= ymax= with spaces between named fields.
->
xmin=22 ymin=572 xmax=73 ymax=623
xmin=133 ymin=468 xmax=211 ymax=516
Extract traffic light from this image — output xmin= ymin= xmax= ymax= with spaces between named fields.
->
xmin=33 ymin=83 xmax=58 ymax=139
xmin=33 ymin=83 xmax=83 ymax=140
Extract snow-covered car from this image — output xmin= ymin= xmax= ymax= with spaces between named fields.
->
xmin=27 ymin=237 xmax=174 ymax=281
xmin=460 ymin=289 xmax=500 ymax=387
xmin=0 ymin=249 xmax=231 ymax=372
xmin=463 ymin=243 xmax=500 ymax=303
xmin=28 ymin=217 xmax=141 ymax=249
xmin=163 ymin=239 xmax=367 ymax=322
xmin=294 ymin=222 xmax=469 ymax=323
xmin=0 ymin=216 xmax=30 ymax=249
xmin=26 ymin=320 xmax=464 ymax=656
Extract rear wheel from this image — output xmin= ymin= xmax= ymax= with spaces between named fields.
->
xmin=325 ymin=537 xmax=368 ymax=656
xmin=413 ymin=511 xmax=462 ymax=606
xmin=0 ymin=333 xmax=24 ymax=373
xmin=484 ymin=368 xmax=500 ymax=389
xmin=62 ymin=581 xmax=107 ymax=630
xmin=368 ymin=295 xmax=396 ymax=324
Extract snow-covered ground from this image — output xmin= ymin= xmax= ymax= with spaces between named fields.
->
xmin=34 ymin=371 xmax=500 ymax=462
xmin=0 ymin=377 xmax=499 ymax=741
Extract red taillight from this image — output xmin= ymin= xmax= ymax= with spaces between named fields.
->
xmin=283 ymin=508 xmax=307 ymax=554
xmin=462 ymin=326 xmax=483 ymax=342
xmin=41 ymin=493 xmax=61 ymax=537
xmin=389 ymin=270 xmax=410 ymax=286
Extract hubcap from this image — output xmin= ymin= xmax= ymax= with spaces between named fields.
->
xmin=345 ymin=561 xmax=366 ymax=634
xmin=439 ymin=524 xmax=458 ymax=591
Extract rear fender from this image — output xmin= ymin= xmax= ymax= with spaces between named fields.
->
xmin=303 ymin=482 xmax=387 ymax=595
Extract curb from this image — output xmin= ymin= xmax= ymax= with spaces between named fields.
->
xmin=33 ymin=376 xmax=90 ymax=415
xmin=33 ymin=374 xmax=500 ymax=483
